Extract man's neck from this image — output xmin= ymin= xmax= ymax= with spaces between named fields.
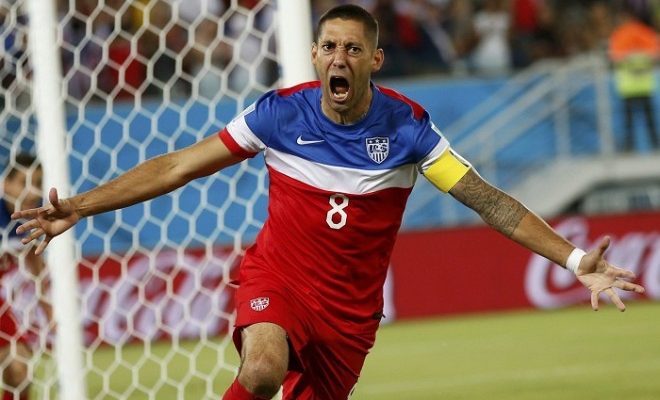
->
xmin=322 ymin=87 xmax=372 ymax=125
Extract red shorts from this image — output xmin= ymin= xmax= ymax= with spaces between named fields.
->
xmin=233 ymin=269 xmax=379 ymax=400
xmin=0 ymin=296 xmax=29 ymax=347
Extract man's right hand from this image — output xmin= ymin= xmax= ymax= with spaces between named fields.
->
xmin=11 ymin=188 xmax=80 ymax=255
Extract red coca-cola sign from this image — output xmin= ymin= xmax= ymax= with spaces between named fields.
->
xmin=525 ymin=215 xmax=659 ymax=308
xmin=390 ymin=212 xmax=658 ymax=319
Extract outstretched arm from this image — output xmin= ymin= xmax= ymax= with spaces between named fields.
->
xmin=449 ymin=169 xmax=645 ymax=310
xmin=13 ymin=134 xmax=243 ymax=255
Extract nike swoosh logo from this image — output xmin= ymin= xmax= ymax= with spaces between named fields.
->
xmin=296 ymin=135 xmax=324 ymax=145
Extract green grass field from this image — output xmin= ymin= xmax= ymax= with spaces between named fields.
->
xmin=37 ymin=301 xmax=660 ymax=399
xmin=356 ymin=301 xmax=660 ymax=400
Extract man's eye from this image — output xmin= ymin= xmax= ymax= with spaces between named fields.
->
xmin=348 ymin=47 xmax=361 ymax=55
xmin=322 ymin=44 xmax=334 ymax=51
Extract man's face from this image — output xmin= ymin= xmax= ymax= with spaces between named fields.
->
xmin=312 ymin=18 xmax=383 ymax=120
xmin=3 ymin=167 xmax=42 ymax=212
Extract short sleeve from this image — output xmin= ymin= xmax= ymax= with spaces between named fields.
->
xmin=221 ymin=102 xmax=267 ymax=156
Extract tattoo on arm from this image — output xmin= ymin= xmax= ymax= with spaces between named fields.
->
xmin=449 ymin=170 xmax=528 ymax=237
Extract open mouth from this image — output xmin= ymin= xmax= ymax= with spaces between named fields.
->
xmin=330 ymin=76 xmax=350 ymax=101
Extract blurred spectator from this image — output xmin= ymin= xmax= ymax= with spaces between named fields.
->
xmin=527 ymin=0 xmax=562 ymax=61
xmin=370 ymin=0 xmax=449 ymax=76
xmin=444 ymin=0 xmax=478 ymax=74
xmin=397 ymin=0 xmax=454 ymax=72
xmin=608 ymin=1 xmax=660 ymax=152
xmin=370 ymin=0 xmax=406 ymax=76
xmin=584 ymin=1 xmax=615 ymax=53
xmin=509 ymin=0 xmax=541 ymax=69
xmin=554 ymin=2 xmax=591 ymax=57
xmin=472 ymin=0 xmax=511 ymax=76
xmin=408 ymin=0 xmax=456 ymax=72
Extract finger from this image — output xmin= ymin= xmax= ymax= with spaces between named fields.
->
xmin=591 ymin=291 xmax=600 ymax=311
xmin=610 ymin=266 xmax=636 ymax=280
xmin=22 ymin=228 xmax=45 ymax=244
xmin=11 ymin=208 xmax=41 ymax=220
xmin=613 ymin=280 xmax=645 ymax=294
xmin=10 ymin=210 xmax=24 ymax=219
xmin=605 ymin=288 xmax=626 ymax=312
xmin=595 ymin=236 xmax=611 ymax=258
xmin=35 ymin=237 xmax=51 ymax=256
xmin=49 ymin=188 xmax=60 ymax=208
xmin=16 ymin=219 xmax=41 ymax=234
xmin=20 ymin=226 xmax=45 ymax=242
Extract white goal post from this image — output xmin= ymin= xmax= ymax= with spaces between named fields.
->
xmin=2 ymin=0 xmax=313 ymax=399
xmin=26 ymin=0 xmax=85 ymax=398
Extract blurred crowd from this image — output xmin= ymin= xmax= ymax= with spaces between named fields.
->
xmin=54 ymin=0 xmax=278 ymax=101
xmin=1 ymin=0 xmax=659 ymax=104
xmin=331 ymin=0 xmax=660 ymax=77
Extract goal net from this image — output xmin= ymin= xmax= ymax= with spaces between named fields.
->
xmin=1 ymin=0 xmax=302 ymax=398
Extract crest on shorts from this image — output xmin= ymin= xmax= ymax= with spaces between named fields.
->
xmin=250 ymin=297 xmax=270 ymax=312
xmin=365 ymin=137 xmax=389 ymax=164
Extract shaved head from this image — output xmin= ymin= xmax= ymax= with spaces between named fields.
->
xmin=315 ymin=4 xmax=379 ymax=49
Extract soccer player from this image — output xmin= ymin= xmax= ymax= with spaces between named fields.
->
xmin=1 ymin=153 xmax=48 ymax=400
xmin=12 ymin=5 xmax=645 ymax=400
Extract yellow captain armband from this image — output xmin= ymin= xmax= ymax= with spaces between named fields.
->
xmin=423 ymin=149 xmax=471 ymax=193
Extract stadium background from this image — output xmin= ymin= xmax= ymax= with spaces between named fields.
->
xmin=2 ymin=0 xmax=660 ymax=399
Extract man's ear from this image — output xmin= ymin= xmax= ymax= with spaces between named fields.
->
xmin=372 ymin=48 xmax=384 ymax=72
xmin=311 ymin=42 xmax=318 ymax=64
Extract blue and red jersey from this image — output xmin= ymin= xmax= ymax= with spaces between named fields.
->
xmin=219 ymin=81 xmax=450 ymax=322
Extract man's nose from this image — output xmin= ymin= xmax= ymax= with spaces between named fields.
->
xmin=332 ymin=47 xmax=348 ymax=67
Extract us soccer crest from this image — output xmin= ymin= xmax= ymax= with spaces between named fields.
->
xmin=250 ymin=297 xmax=270 ymax=312
xmin=366 ymin=137 xmax=389 ymax=164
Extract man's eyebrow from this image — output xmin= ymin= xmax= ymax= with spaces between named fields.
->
xmin=319 ymin=39 xmax=363 ymax=47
